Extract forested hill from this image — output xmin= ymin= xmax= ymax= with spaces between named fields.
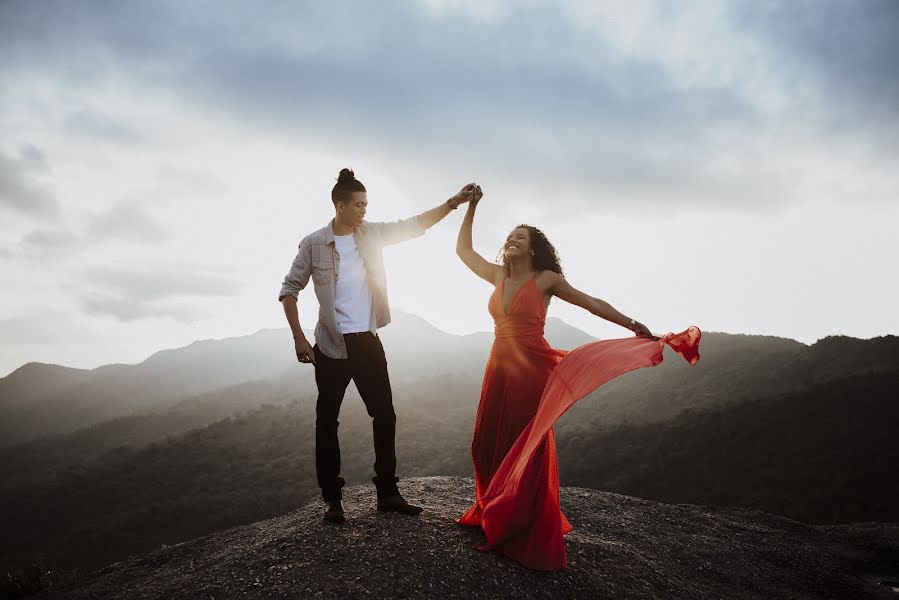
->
xmin=2 ymin=316 xmax=896 ymax=596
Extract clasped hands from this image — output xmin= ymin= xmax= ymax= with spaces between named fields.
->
xmin=450 ymin=183 xmax=484 ymax=208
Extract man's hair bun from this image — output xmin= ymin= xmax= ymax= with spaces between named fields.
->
xmin=332 ymin=167 xmax=366 ymax=204
xmin=337 ymin=168 xmax=356 ymax=183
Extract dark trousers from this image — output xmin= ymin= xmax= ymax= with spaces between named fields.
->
xmin=313 ymin=332 xmax=398 ymax=501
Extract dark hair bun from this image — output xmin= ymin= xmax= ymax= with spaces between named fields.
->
xmin=331 ymin=167 xmax=366 ymax=202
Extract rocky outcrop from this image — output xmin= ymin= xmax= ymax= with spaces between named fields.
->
xmin=36 ymin=477 xmax=899 ymax=599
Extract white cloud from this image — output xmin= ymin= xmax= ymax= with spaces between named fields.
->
xmin=0 ymin=146 xmax=59 ymax=219
xmin=63 ymin=108 xmax=142 ymax=144
xmin=88 ymin=201 xmax=169 ymax=243
xmin=81 ymin=293 xmax=203 ymax=323
xmin=79 ymin=263 xmax=243 ymax=322
xmin=20 ymin=227 xmax=82 ymax=259
xmin=0 ymin=0 xmax=897 ymax=376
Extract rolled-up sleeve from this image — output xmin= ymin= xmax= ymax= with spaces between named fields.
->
xmin=278 ymin=237 xmax=313 ymax=300
xmin=372 ymin=215 xmax=427 ymax=247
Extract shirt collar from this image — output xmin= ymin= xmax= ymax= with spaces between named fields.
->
xmin=322 ymin=220 xmax=336 ymax=246
xmin=325 ymin=219 xmax=365 ymax=245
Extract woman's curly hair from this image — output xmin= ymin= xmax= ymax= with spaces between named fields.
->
xmin=497 ymin=224 xmax=564 ymax=277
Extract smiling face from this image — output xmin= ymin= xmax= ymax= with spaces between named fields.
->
xmin=335 ymin=191 xmax=367 ymax=229
xmin=503 ymin=227 xmax=532 ymax=260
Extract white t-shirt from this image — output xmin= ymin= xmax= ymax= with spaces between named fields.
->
xmin=333 ymin=234 xmax=374 ymax=334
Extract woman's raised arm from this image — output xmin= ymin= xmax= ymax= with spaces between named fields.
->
xmin=456 ymin=190 xmax=504 ymax=284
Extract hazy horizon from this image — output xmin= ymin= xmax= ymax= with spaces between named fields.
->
xmin=4 ymin=306 xmax=883 ymax=377
xmin=2 ymin=1 xmax=898 ymax=377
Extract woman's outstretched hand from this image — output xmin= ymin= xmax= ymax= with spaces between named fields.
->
xmin=631 ymin=321 xmax=657 ymax=340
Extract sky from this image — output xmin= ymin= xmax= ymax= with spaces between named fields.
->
xmin=1 ymin=0 xmax=898 ymax=376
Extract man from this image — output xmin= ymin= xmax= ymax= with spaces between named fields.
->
xmin=278 ymin=168 xmax=474 ymax=523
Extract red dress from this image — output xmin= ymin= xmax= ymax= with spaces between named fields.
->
xmin=457 ymin=276 xmax=701 ymax=571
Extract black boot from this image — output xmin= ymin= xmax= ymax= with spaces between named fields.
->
xmin=373 ymin=476 xmax=422 ymax=515
xmin=321 ymin=477 xmax=345 ymax=523
xmin=324 ymin=497 xmax=345 ymax=523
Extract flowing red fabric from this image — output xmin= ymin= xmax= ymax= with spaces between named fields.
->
xmin=457 ymin=276 xmax=701 ymax=571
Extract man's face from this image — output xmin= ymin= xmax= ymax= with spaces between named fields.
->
xmin=338 ymin=191 xmax=367 ymax=227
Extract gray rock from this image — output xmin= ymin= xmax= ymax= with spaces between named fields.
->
xmin=36 ymin=476 xmax=899 ymax=599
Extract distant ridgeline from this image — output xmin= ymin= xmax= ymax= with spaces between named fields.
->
xmin=0 ymin=316 xmax=896 ymax=589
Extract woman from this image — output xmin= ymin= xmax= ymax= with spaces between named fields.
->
xmin=455 ymin=186 xmax=700 ymax=571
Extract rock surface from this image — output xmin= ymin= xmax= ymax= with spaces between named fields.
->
xmin=35 ymin=477 xmax=899 ymax=599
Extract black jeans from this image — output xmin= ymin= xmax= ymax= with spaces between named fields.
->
xmin=314 ymin=332 xmax=398 ymax=501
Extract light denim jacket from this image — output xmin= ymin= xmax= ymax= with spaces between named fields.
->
xmin=278 ymin=217 xmax=426 ymax=359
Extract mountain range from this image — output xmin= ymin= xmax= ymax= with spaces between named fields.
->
xmin=1 ymin=312 xmax=896 ymax=594
xmin=0 ymin=311 xmax=597 ymax=449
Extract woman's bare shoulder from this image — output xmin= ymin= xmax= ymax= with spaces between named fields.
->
xmin=535 ymin=270 xmax=563 ymax=293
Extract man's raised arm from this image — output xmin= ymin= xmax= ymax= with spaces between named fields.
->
xmin=417 ymin=183 xmax=477 ymax=229
xmin=377 ymin=183 xmax=476 ymax=246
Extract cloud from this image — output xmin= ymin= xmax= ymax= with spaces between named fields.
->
xmin=80 ymin=263 xmax=242 ymax=322
xmin=14 ymin=201 xmax=169 ymax=262
xmin=88 ymin=201 xmax=169 ymax=243
xmin=18 ymin=144 xmax=50 ymax=171
xmin=1 ymin=0 xmax=896 ymax=216
xmin=0 ymin=146 xmax=59 ymax=219
xmin=84 ymin=265 xmax=241 ymax=300
xmin=153 ymin=165 xmax=225 ymax=196
xmin=63 ymin=108 xmax=141 ymax=144
xmin=738 ymin=0 xmax=899 ymax=128
xmin=20 ymin=228 xmax=82 ymax=259
xmin=78 ymin=2 xmax=770 ymax=211
xmin=81 ymin=294 xmax=203 ymax=322
xmin=0 ymin=311 xmax=100 ymax=344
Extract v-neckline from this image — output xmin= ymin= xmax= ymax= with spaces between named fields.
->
xmin=500 ymin=274 xmax=536 ymax=316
